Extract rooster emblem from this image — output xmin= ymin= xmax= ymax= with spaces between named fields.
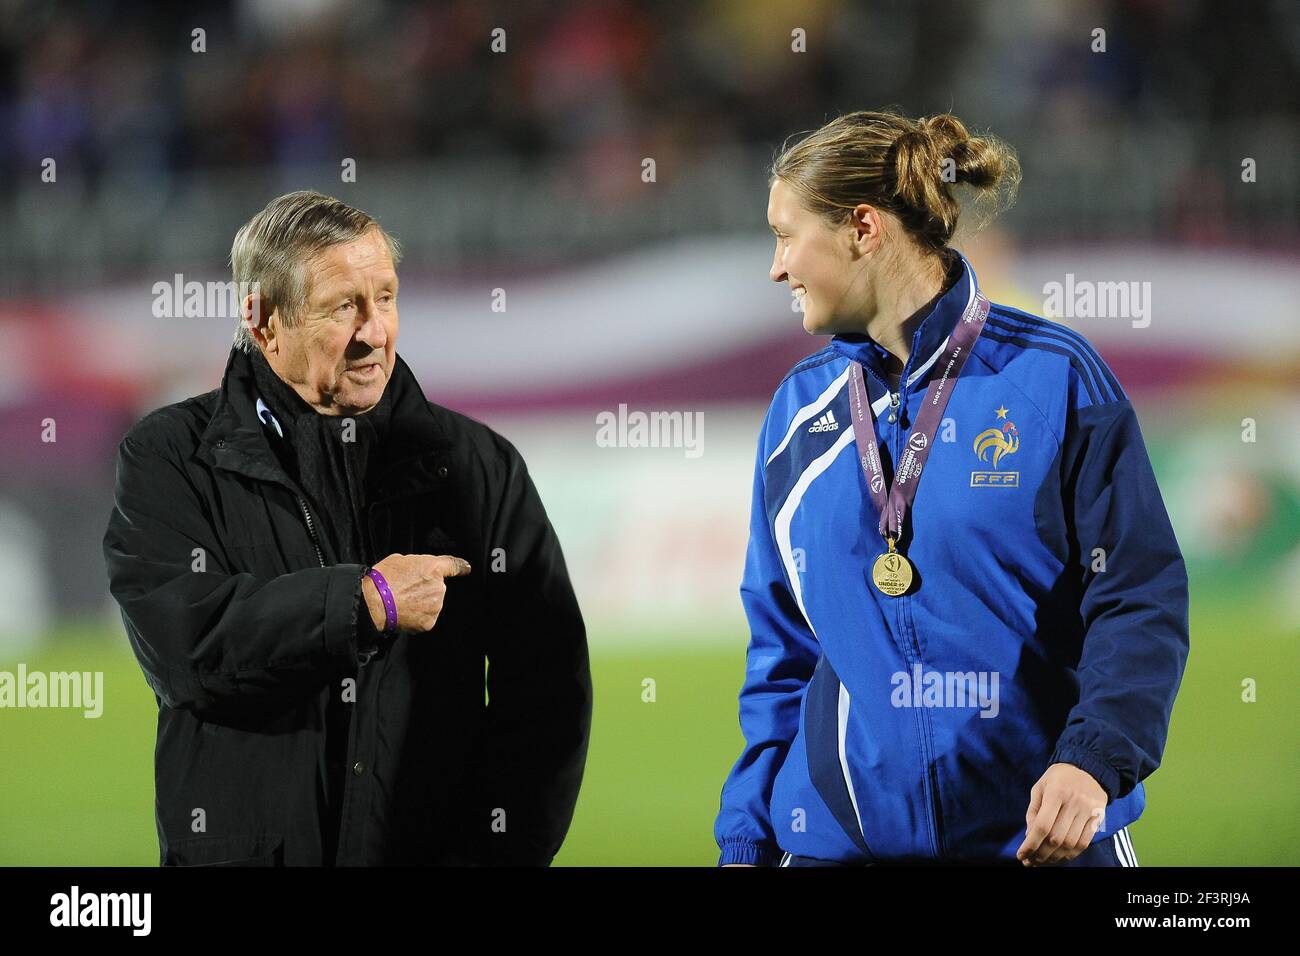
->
xmin=973 ymin=420 xmax=1019 ymax=469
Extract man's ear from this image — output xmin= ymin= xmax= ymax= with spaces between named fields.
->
xmin=242 ymin=292 xmax=279 ymax=354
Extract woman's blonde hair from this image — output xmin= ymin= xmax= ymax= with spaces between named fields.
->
xmin=770 ymin=109 xmax=1021 ymax=252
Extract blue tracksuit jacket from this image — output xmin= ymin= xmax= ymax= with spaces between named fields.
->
xmin=714 ymin=249 xmax=1189 ymax=865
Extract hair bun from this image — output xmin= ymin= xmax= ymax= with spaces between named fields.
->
xmin=922 ymin=113 xmax=1013 ymax=191
xmin=920 ymin=114 xmax=971 ymax=164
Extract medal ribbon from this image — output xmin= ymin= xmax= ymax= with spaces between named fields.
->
xmin=847 ymin=291 xmax=990 ymax=547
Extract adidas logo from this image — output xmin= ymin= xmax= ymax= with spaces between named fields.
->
xmin=808 ymin=410 xmax=840 ymax=433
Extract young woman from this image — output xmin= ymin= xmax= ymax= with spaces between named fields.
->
xmin=714 ymin=110 xmax=1188 ymax=867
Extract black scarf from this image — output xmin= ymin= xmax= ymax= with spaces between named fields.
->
xmin=246 ymin=348 xmax=394 ymax=566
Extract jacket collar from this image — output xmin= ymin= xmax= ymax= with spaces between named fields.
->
xmin=829 ymin=247 xmax=978 ymax=393
xmin=198 ymin=346 xmax=452 ymax=497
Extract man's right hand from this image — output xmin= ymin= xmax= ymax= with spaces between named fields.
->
xmin=361 ymin=553 xmax=472 ymax=634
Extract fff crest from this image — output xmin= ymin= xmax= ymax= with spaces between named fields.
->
xmin=970 ymin=405 xmax=1020 ymax=488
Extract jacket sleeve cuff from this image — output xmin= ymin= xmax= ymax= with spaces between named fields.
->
xmin=1050 ymin=742 xmax=1121 ymax=802
xmin=325 ymin=564 xmax=368 ymax=667
xmin=354 ymin=574 xmax=384 ymax=653
xmin=718 ymin=840 xmax=779 ymax=867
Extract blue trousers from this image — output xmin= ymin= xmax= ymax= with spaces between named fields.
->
xmin=779 ymin=826 xmax=1139 ymax=867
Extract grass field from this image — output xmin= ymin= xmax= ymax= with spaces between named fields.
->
xmin=1 ymin=577 xmax=1296 ymax=866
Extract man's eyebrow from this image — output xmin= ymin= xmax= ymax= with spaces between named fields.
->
xmin=314 ymin=275 xmax=398 ymax=301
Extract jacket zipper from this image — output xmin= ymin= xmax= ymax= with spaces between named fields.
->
xmin=865 ymin=362 xmax=945 ymax=860
xmin=296 ymin=496 xmax=326 ymax=568
xmin=894 ymin=374 xmax=944 ymax=859
xmin=297 ymin=489 xmax=372 ymax=862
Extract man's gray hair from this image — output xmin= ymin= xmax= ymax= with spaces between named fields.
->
xmin=230 ymin=190 xmax=403 ymax=353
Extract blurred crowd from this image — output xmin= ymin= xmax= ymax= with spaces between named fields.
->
xmin=3 ymin=0 xmax=1296 ymax=180
xmin=0 ymin=0 xmax=1296 ymax=292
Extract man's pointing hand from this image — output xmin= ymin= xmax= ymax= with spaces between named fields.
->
xmin=362 ymin=553 xmax=473 ymax=634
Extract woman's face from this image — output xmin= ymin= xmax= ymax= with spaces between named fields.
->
xmin=767 ymin=177 xmax=875 ymax=335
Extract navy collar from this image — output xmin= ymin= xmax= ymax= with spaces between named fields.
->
xmin=829 ymin=247 xmax=979 ymax=393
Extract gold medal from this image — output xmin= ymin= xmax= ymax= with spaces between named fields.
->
xmin=871 ymin=537 xmax=913 ymax=596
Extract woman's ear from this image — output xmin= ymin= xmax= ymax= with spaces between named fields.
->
xmin=850 ymin=203 xmax=885 ymax=257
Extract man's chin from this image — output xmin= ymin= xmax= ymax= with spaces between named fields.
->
xmin=332 ymin=377 xmax=388 ymax=415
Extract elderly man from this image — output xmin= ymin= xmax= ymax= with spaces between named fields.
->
xmin=103 ymin=190 xmax=591 ymax=866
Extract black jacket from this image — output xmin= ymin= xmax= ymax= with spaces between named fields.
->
xmin=102 ymin=345 xmax=592 ymax=866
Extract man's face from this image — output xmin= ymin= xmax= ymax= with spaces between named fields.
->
xmin=262 ymin=228 xmax=399 ymax=416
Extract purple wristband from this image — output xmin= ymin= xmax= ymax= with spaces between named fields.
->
xmin=364 ymin=568 xmax=398 ymax=635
